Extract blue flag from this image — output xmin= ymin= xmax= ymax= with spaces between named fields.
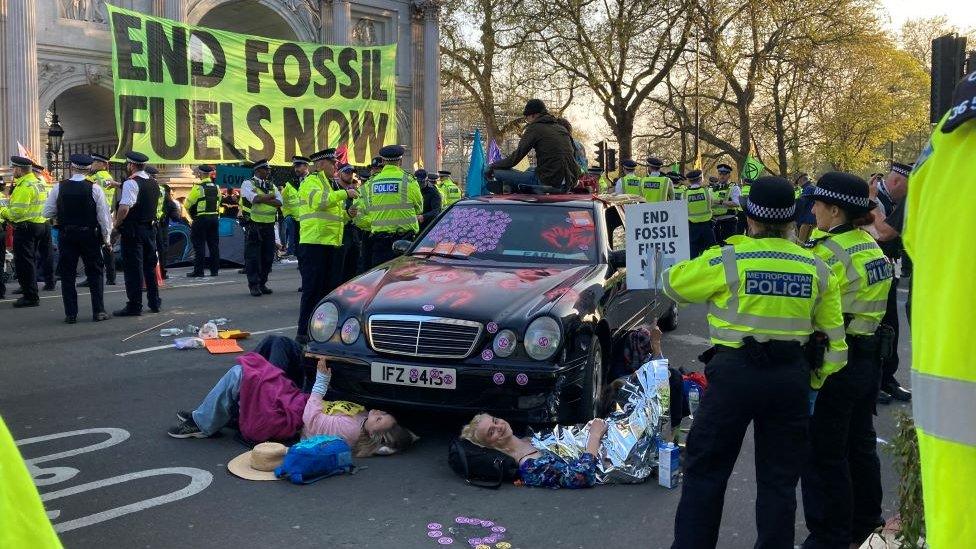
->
xmin=488 ymin=138 xmax=502 ymax=166
xmin=466 ymin=129 xmax=487 ymax=197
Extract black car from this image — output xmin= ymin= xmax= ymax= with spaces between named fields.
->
xmin=305 ymin=194 xmax=677 ymax=423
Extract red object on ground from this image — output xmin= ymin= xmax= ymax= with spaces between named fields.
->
xmin=683 ymin=372 xmax=708 ymax=391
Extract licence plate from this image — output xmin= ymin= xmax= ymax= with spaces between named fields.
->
xmin=370 ymin=363 xmax=457 ymax=390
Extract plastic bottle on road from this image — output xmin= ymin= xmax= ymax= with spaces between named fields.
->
xmin=160 ymin=328 xmax=184 ymax=337
xmin=198 ymin=322 xmax=219 ymax=340
xmin=208 ymin=318 xmax=229 ymax=326
xmin=186 ymin=324 xmax=200 ymax=334
xmin=688 ymin=384 xmax=701 ymax=418
xmin=173 ymin=337 xmax=205 ymax=349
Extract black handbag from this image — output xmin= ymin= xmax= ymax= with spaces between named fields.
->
xmin=447 ymin=437 xmax=519 ymax=489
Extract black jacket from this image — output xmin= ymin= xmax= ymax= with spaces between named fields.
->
xmin=420 ymin=184 xmax=442 ymax=230
xmin=489 ymin=114 xmax=579 ymax=188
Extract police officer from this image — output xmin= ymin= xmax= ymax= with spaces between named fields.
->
xmin=710 ymin=167 xmax=738 ymax=243
xmin=157 ymin=183 xmax=180 ymax=280
xmin=240 ymin=159 xmax=281 ymax=296
xmin=684 ymin=170 xmax=716 ymax=258
xmin=641 ymin=157 xmax=673 ymax=202
xmin=281 ymin=156 xmax=309 ymax=258
xmin=437 ymin=170 xmax=463 ymax=207
xmin=666 ymin=176 xmax=847 ymax=548
xmin=0 ymin=156 xmax=48 ymax=307
xmin=42 ymin=154 xmax=113 ymax=323
xmin=357 ymin=145 xmax=423 ymax=269
xmin=30 ymin=163 xmax=56 ymax=291
xmin=614 ymin=159 xmax=641 ymax=196
xmin=185 ymin=165 xmax=221 ymax=277
xmin=420 ymin=171 xmax=443 ymax=231
xmin=368 ymin=156 xmax=383 ymax=178
xmin=144 ymin=165 xmax=171 ymax=279
xmin=733 ymin=175 xmax=754 ymax=234
xmin=112 ymin=151 xmax=162 ymax=316
xmin=800 ymin=172 xmax=892 ymax=549
xmin=337 ymin=164 xmax=366 ymax=282
xmin=296 ymin=150 xmax=355 ymax=344
xmin=666 ymin=170 xmax=684 ymax=200
xmin=81 ymin=153 xmax=118 ymax=286
xmin=794 ymin=173 xmax=817 ymax=244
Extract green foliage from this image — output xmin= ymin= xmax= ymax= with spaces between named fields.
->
xmin=887 ymin=411 xmax=926 ymax=548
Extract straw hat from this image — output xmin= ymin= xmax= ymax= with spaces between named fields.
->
xmin=227 ymin=442 xmax=287 ymax=481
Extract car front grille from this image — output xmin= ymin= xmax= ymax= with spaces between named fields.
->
xmin=368 ymin=315 xmax=483 ymax=359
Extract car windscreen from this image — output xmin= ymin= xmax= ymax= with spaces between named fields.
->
xmin=414 ymin=203 xmax=598 ymax=264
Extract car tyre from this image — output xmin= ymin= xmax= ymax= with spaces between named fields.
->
xmin=659 ymin=301 xmax=678 ymax=332
xmin=577 ymin=336 xmax=605 ymax=422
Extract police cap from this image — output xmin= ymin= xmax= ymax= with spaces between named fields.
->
xmin=196 ymin=165 xmax=215 ymax=174
xmin=646 ymin=157 xmax=664 ymax=169
xmin=310 ymin=149 xmax=336 ymax=162
xmin=745 ymin=176 xmax=796 ymax=223
xmin=685 ymin=169 xmax=703 ymax=181
xmin=292 ymin=156 xmax=311 ymax=165
xmin=414 ymin=169 xmax=427 ymax=181
xmin=437 ymin=170 xmax=452 ymax=177
xmin=890 ymin=162 xmax=912 ymax=177
xmin=716 ymin=163 xmax=733 ymax=174
xmin=91 ymin=152 xmax=111 ymax=163
xmin=338 ymin=164 xmax=355 ymax=174
xmin=251 ymin=159 xmax=270 ymax=171
xmin=146 ymin=165 xmax=159 ymax=176
xmin=370 ymin=156 xmax=383 ymax=168
xmin=587 ymin=166 xmax=603 ymax=174
xmin=708 ymin=175 xmax=719 ymax=183
xmin=379 ymin=145 xmax=405 ymax=160
xmin=812 ymin=171 xmax=874 ymax=216
xmin=69 ymin=153 xmax=93 ymax=169
xmin=31 ymin=163 xmax=44 ymax=171
xmin=125 ymin=151 xmax=149 ymax=164
xmin=621 ymin=159 xmax=638 ymax=170
xmin=426 ymin=173 xmax=439 ymax=183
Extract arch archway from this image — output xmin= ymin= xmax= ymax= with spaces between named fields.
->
xmin=46 ymin=84 xmax=117 ymax=151
xmin=189 ymin=0 xmax=314 ymax=42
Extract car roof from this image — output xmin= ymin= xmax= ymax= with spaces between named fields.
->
xmin=458 ymin=193 xmax=642 ymax=208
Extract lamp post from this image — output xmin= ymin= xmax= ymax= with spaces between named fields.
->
xmin=46 ymin=102 xmax=64 ymax=172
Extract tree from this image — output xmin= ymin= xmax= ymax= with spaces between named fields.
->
xmin=530 ymin=0 xmax=692 ymax=160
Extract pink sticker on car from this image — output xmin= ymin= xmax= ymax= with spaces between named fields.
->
xmin=492 ymin=373 xmax=505 ymax=385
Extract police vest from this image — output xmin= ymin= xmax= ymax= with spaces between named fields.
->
xmin=738 ymin=184 xmax=751 ymax=209
xmin=188 ymin=180 xmax=219 ymax=217
xmin=620 ymin=174 xmax=642 ymax=196
xmin=598 ymin=175 xmax=611 ymax=193
xmin=439 ymin=179 xmax=462 ymax=207
xmin=299 ymin=171 xmax=347 ymax=246
xmin=91 ymin=170 xmax=116 ymax=210
xmin=809 ymin=228 xmax=892 ymax=336
xmin=711 ymin=187 xmax=732 ymax=216
xmin=1 ymin=173 xmax=47 ymax=224
xmin=662 ymin=234 xmax=847 ymax=389
xmin=641 ymin=175 xmax=671 ymax=203
xmin=122 ymin=176 xmax=160 ymax=227
xmin=281 ymin=181 xmax=302 ymax=218
xmin=364 ymin=166 xmax=421 ymax=235
xmin=56 ymin=178 xmax=98 ymax=228
xmin=674 ymin=184 xmax=687 ymax=201
xmin=246 ymin=180 xmax=278 ymax=224
xmin=685 ymin=186 xmax=713 ymax=222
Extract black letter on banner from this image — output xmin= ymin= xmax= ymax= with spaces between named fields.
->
xmin=247 ymin=105 xmax=275 ymax=159
xmin=117 ymin=95 xmax=148 ymax=153
xmin=371 ymin=50 xmax=388 ymax=101
xmin=190 ymin=30 xmax=225 ymax=88
xmin=317 ymin=110 xmax=350 ymax=150
xmin=283 ymin=108 xmax=316 ymax=159
xmin=192 ymin=100 xmax=220 ymax=160
xmin=337 ymin=48 xmax=360 ymax=99
xmin=360 ymin=53 xmax=371 ymax=100
xmin=149 ymin=97 xmax=191 ymax=160
xmin=272 ymin=44 xmax=311 ymax=97
xmin=351 ymin=111 xmax=388 ymax=163
xmin=146 ymin=21 xmax=188 ymax=85
xmin=312 ymin=47 xmax=336 ymax=99
xmin=219 ymin=102 xmax=244 ymax=161
xmin=245 ymin=40 xmax=270 ymax=93
xmin=113 ymin=13 xmax=147 ymax=81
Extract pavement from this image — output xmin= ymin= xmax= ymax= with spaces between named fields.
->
xmin=0 ymin=263 xmax=915 ymax=549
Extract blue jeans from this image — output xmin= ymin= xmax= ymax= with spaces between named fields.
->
xmin=192 ymin=364 xmax=242 ymax=436
xmin=492 ymin=168 xmax=541 ymax=189
xmin=284 ymin=216 xmax=299 ymax=256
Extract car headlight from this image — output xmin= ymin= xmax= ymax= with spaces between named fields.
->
xmin=340 ymin=317 xmax=361 ymax=344
xmin=493 ymin=329 xmax=517 ymax=358
xmin=309 ymin=302 xmax=339 ymax=342
xmin=523 ymin=317 xmax=561 ymax=361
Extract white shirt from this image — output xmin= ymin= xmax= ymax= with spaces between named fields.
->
xmin=240 ymin=178 xmax=282 ymax=203
xmin=729 ymin=184 xmax=742 ymax=204
xmin=118 ymin=170 xmax=150 ymax=207
xmin=43 ymin=174 xmax=113 ymax=242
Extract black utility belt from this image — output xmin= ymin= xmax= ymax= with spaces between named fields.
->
xmin=60 ymin=225 xmax=99 ymax=232
xmin=12 ymin=222 xmax=44 ymax=230
xmin=714 ymin=340 xmax=802 ymax=353
xmin=373 ymin=231 xmax=415 ymax=239
xmin=247 ymin=221 xmax=276 ymax=227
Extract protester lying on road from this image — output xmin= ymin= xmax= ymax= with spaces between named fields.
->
xmin=460 ymin=414 xmax=608 ymax=489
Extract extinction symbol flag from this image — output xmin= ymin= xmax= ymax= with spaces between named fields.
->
xmin=743 ymin=155 xmax=765 ymax=180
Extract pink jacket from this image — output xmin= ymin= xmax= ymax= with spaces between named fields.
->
xmin=302 ymin=392 xmax=366 ymax=447
xmin=238 ymin=352 xmax=309 ymax=443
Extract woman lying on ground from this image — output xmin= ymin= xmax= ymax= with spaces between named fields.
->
xmin=460 ymin=414 xmax=608 ymax=489
xmin=167 ymin=335 xmax=416 ymax=457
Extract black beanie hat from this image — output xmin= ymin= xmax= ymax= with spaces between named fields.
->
xmin=523 ymin=99 xmax=547 ymax=116
xmin=745 ymin=176 xmax=796 ymax=223
xmin=813 ymin=171 xmax=875 ymax=216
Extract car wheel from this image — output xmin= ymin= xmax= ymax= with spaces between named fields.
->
xmin=659 ymin=302 xmax=678 ymax=332
xmin=578 ymin=336 xmax=605 ymax=422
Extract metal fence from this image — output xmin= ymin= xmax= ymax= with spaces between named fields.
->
xmin=48 ymin=142 xmax=127 ymax=182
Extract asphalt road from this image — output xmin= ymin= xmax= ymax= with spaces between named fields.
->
xmin=0 ymin=263 xmax=914 ymax=549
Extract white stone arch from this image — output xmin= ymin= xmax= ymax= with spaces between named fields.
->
xmin=38 ymin=64 xmax=114 ymax=120
xmin=186 ymin=0 xmax=320 ymax=43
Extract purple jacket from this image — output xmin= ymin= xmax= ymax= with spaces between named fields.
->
xmin=238 ymin=352 xmax=309 ymax=443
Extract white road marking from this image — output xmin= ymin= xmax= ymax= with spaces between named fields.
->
xmin=115 ymin=324 xmax=299 ymax=356
xmin=17 ymin=428 xmax=131 ymax=487
xmin=0 ymin=279 xmax=240 ymax=303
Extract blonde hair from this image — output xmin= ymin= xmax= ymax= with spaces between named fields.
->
xmin=460 ymin=413 xmax=492 ymax=447
xmin=353 ymin=423 xmax=418 ymax=457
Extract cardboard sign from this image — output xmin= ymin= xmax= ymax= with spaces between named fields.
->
xmin=624 ymin=201 xmax=690 ymax=290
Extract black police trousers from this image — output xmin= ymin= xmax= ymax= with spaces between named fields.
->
xmin=102 ymin=240 xmax=117 ymax=284
xmin=13 ymin=222 xmax=44 ymax=302
xmin=879 ymin=278 xmax=901 ymax=388
xmin=713 ymin=216 xmax=738 ymax=244
xmin=689 ymin=221 xmax=717 ymax=259
xmin=801 ymin=335 xmax=883 ymax=549
xmin=673 ymin=344 xmax=810 ymax=549
xmin=369 ymin=231 xmax=414 ymax=270
xmin=244 ymin=222 xmax=276 ymax=287
xmin=191 ymin=215 xmax=220 ymax=275
xmin=0 ymin=224 xmax=7 ymax=298
xmin=296 ymin=243 xmax=342 ymax=339
xmin=58 ymin=227 xmax=105 ymax=318
xmin=120 ymin=223 xmax=160 ymax=312
xmin=340 ymin=225 xmax=364 ymax=283
xmin=36 ymin=222 xmax=55 ymax=286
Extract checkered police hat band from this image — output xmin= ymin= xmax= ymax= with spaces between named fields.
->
xmin=746 ymin=199 xmax=795 ymax=220
xmin=813 ymin=186 xmax=870 ymax=208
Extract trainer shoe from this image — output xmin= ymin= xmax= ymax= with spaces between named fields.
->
xmin=176 ymin=410 xmax=193 ymax=423
xmin=167 ymin=417 xmax=206 ymax=439
xmin=259 ymin=285 xmax=273 ymax=295
xmin=249 ymin=285 xmax=263 ymax=297
xmin=93 ymin=312 xmax=109 ymax=322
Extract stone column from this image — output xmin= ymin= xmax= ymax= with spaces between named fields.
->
xmin=5 ymin=0 xmax=41 ymax=158
xmin=418 ymin=1 xmax=441 ymax=171
xmin=332 ymin=0 xmax=351 ymax=45
xmin=320 ymin=0 xmax=335 ymax=42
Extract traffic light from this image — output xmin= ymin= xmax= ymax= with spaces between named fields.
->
xmin=931 ymin=34 xmax=968 ymax=122
xmin=594 ymin=141 xmax=606 ymax=170
xmin=607 ymin=148 xmax=617 ymax=173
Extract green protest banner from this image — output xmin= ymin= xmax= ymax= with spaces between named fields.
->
xmin=743 ymin=155 xmax=765 ymax=180
xmin=108 ymin=4 xmax=397 ymax=165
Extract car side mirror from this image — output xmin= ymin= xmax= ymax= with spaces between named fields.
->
xmin=608 ymin=249 xmax=627 ymax=270
xmin=392 ymin=240 xmax=412 ymax=256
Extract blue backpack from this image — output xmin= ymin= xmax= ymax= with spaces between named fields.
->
xmin=275 ymin=435 xmax=354 ymax=484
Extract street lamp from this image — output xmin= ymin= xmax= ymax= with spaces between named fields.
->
xmin=46 ymin=102 xmax=65 ymax=170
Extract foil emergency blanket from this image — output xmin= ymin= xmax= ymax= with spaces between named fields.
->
xmin=530 ymin=359 xmax=671 ymax=484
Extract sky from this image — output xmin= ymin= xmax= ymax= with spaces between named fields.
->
xmin=882 ymin=0 xmax=976 ymax=29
